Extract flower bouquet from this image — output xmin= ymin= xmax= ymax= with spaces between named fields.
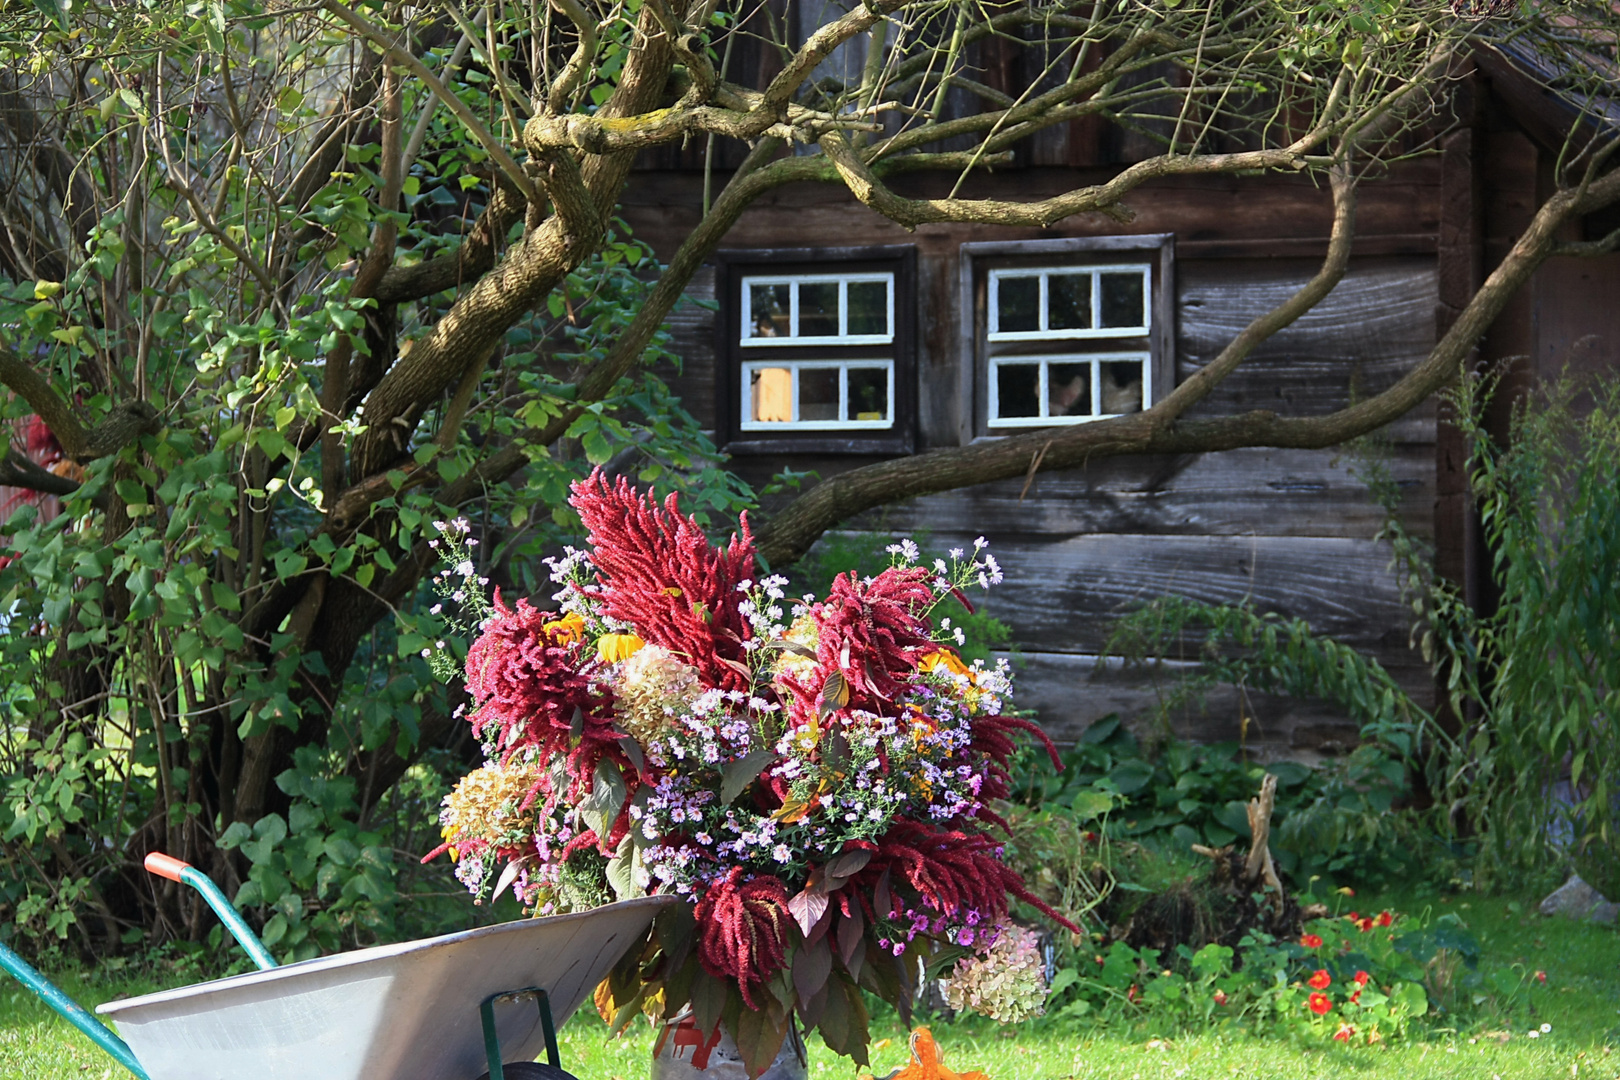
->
xmin=428 ymin=472 xmax=1072 ymax=1074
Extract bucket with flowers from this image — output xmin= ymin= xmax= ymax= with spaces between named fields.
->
xmin=426 ymin=472 xmax=1073 ymax=1076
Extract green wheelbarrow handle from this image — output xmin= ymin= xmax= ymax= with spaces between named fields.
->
xmin=0 ymin=852 xmax=278 ymax=1080
xmin=143 ymin=853 xmax=278 ymax=972
xmin=0 ymin=938 xmax=151 ymax=1080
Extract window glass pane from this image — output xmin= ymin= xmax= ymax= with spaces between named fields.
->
xmin=748 ymin=284 xmax=791 ymax=338
xmin=847 ymin=280 xmax=888 ymax=336
xmin=750 ymin=368 xmax=793 ymax=422
xmin=1048 ymin=273 xmax=1092 ymax=331
xmin=799 ymin=282 xmax=839 ymax=337
xmin=996 ymin=276 xmax=1039 ymax=333
xmin=1048 ymin=362 xmax=1092 ymax=418
xmin=1100 ymin=272 xmax=1146 ymax=329
xmin=995 ymin=363 xmax=1040 ymax=420
xmin=1100 ymin=360 xmax=1144 ymax=414
xmin=800 ymin=368 xmax=840 ymax=420
xmin=846 ymin=366 xmax=889 ymax=421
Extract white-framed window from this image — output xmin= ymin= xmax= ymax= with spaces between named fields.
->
xmin=987 ymin=265 xmax=1151 ymax=341
xmin=740 ymin=272 xmax=894 ymax=346
xmin=720 ymin=247 xmax=914 ymax=454
xmin=988 ymin=353 xmax=1150 ymax=427
xmin=740 ymin=360 xmax=894 ymax=430
xmin=961 ymin=237 xmax=1172 ymax=439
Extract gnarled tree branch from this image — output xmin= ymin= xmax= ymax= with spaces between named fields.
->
xmin=0 ymin=339 xmax=90 ymax=460
xmin=751 ymin=165 xmax=1620 ymax=568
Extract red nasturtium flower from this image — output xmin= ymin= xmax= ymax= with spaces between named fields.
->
xmin=1213 ymin=989 xmax=1228 ymax=1006
xmin=1534 ymin=970 xmax=1548 ymax=984
xmin=1353 ymin=970 xmax=1371 ymax=987
xmin=1376 ymin=910 xmax=1393 ymax=927
xmin=1333 ymin=1023 xmax=1356 ymax=1042
xmin=1308 ymin=969 xmax=1332 ymax=990
xmin=1308 ymin=992 xmax=1333 ymax=1016
xmin=1355 ymin=915 xmax=1376 ymax=932
xmin=1300 ymin=933 xmax=1324 ymax=949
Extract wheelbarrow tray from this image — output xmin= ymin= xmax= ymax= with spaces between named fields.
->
xmin=96 ymin=896 xmax=676 ymax=1080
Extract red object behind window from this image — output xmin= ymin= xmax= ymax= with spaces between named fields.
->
xmin=0 ymin=414 xmax=67 ymax=540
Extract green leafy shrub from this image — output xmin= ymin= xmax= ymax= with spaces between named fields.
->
xmin=1008 ymin=716 xmax=1417 ymax=889
xmin=1447 ymin=378 xmax=1620 ymax=891
xmin=1044 ymin=906 xmax=1475 ymax=1046
xmin=0 ymin=215 xmax=757 ymax=956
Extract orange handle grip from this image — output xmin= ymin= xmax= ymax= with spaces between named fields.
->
xmin=144 ymin=852 xmax=191 ymax=883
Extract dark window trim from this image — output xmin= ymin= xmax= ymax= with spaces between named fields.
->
xmin=716 ymin=245 xmax=917 ymax=456
xmin=958 ymin=234 xmax=1175 ymax=443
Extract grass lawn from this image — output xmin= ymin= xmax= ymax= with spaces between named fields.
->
xmin=4 ymin=891 xmax=1617 ymax=1080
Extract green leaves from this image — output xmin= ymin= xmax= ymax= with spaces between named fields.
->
xmin=720 ymin=750 xmax=777 ymax=805
xmin=814 ymin=976 xmax=870 ymax=1065
xmin=579 ymin=759 xmax=627 ymax=840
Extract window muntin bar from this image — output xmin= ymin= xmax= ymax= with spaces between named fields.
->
xmin=740 ymin=359 xmax=895 ymax=430
xmin=740 ymin=273 xmax=895 ymax=345
xmin=987 ymin=353 xmax=1149 ymax=427
xmin=987 ymin=265 xmax=1152 ymax=341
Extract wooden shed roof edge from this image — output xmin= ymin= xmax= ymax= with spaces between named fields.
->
xmin=1472 ymin=36 xmax=1620 ymax=152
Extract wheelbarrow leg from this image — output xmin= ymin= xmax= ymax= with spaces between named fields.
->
xmin=478 ymin=986 xmax=579 ymax=1080
xmin=0 ymin=940 xmax=151 ymax=1080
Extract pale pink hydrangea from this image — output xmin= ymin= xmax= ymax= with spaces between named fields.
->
xmin=944 ymin=923 xmax=1047 ymax=1023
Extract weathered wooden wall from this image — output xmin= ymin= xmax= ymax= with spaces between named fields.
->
xmin=621 ymin=164 xmax=1443 ymax=761
xmin=861 ymin=257 xmax=1440 ymax=759
xmin=616 ymin=48 xmax=1620 ymax=761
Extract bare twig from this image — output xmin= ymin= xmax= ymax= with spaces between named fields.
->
xmin=321 ymin=0 xmax=539 ymax=203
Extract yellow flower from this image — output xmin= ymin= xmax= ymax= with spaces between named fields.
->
xmin=909 ymin=708 xmax=940 ymax=751
xmin=792 ymin=716 xmax=821 ymax=752
xmin=544 ymin=611 xmax=586 ymax=643
xmin=919 ymin=649 xmax=970 ymax=677
xmin=597 ymin=633 xmax=646 ymax=663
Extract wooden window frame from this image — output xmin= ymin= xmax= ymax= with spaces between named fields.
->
xmin=959 ymin=235 xmax=1175 ymax=442
xmin=986 ymin=264 xmax=1154 ymax=340
xmin=718 ymin=246 xmax=917 ymax=455
xmin=738 ymin=358 xmax=896 ymax=432
xmin=739 ymin=271 xmax=897 ymax=347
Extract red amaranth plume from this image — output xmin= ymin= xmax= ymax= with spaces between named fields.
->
xmin=861 ymin=820 xmax=1079 ymax=934
xmin=570 ymin=470 xmax=757 ymax=692
xmin=967 ymin=711 xmax=1062 ymax=809
xmin=463 ymin=589 xmax=624 ymax=800
xmin=780 ymin=566 xmax=935 ymax=722
xmin=693 ymin=868 xmax=792 ymax=1008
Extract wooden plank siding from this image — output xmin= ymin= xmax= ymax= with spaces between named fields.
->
xmin=622 ymin=164 xmax=1442 ymax=757
xmin=851 ymin=445 xmax=1434 ymax=541
xmin=1001 ymin=654 xmax=1413 ymax=763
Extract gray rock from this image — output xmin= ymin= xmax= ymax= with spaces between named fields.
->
xmin=1540 ymin=873 xmax=1612 ymax=920
xmin=1590 ymin=900 xmax=1618 ymax=926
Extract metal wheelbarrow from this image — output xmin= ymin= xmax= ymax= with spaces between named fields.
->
xmin=1 ymin=852 xmax=676 ymax=1080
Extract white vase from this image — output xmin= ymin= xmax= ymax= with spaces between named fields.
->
xmin=650 ymin=1012 xmax=808 ymax=1080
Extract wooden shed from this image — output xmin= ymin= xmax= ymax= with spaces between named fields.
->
xmin=615 ymin=47 xmax=1620 ymax=759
